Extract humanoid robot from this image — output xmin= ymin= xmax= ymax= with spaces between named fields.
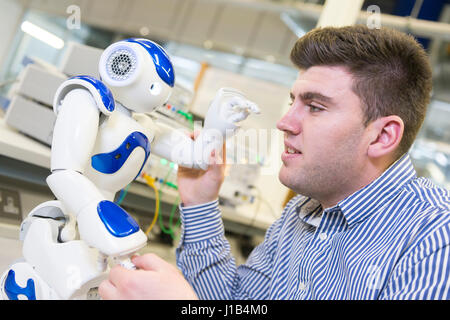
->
xmin=0 ymin=38 xmax=259 ymax=300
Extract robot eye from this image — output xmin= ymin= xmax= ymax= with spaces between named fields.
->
xmin=149 ymin=82 xmax=162 ymax=96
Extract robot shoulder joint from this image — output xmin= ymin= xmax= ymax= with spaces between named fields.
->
xmin=53 ymin=75 xmax=115 ymax=116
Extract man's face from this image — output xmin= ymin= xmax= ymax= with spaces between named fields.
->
xmin=277 ymin=66 xmax=371 ymax=206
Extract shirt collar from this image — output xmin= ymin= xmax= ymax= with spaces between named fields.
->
xmin=295 ymin=154 xmax=417 ymax=228
xmin=296 ymin=197 xmax=323 ymax=228
xmin=337 ymin=153 xmax=417 ymax=227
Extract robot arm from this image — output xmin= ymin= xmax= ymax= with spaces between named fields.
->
xmin=149 ymin=118 xmax=195 ymax=167
xmin=47 ymin=84 xmax=106 ymax=218
xmin=51 ymin=87 xmax=100 ymax=172
xmin=150 ymin=87 xmax=260 ymax=170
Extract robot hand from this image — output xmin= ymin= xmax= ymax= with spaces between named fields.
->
xmin=204 ymin=87 xmax=260 ymax=132
xmin=192 ymin=88 xmax=260 ymax=170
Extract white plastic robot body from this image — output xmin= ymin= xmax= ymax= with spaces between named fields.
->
xmin=2 ymin=83 xmax=156 ymax=299
xmin=1 ymin=38 xmax=260 ymax=300
xmin=1 ymin=39 xmax=169 ymax=300
xmin=46 ymin=39 xmax=175 ymax=258
xmin=1 ymin=201 xmax=106 ymax=300
xmin=47 ymin=84 xmax=148 ymax=256
xmin=84 ymin=103 xmax=154 ymax=199
xmin=0 ymin=260 xmax=57 ymax=300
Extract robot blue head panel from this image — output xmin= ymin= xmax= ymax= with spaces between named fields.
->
xmin=124 ymin=38 xmax=175 ymax=87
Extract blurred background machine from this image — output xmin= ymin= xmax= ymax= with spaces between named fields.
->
xmin=4 ymin=61 xmax=65 ymax=145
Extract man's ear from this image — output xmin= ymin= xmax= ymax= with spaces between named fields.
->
xmin=367 ymin=116 xmax=404 ymax=159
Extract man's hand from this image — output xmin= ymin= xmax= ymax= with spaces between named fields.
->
xmin=177 ymin=132 xmax=227 ymax=207
xmin=98 ymin=253 xmax=198 ymax=300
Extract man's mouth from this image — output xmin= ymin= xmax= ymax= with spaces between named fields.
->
xmin=284 ymin=141 xmax=302 ymax=155
xmin=282 ymin=142 xmax=302 ymax=162
xmin=285 ymin=147 xmax=301 ymax=154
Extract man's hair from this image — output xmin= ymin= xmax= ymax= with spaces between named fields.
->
xmin=290 ymin=25 xmax=432 ymax=158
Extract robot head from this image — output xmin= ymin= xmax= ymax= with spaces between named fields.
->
xmin=98 ymin=38 xmax=175 ymax=113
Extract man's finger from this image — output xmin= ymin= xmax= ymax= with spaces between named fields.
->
xmin=98 ymin=279 xmax=120 ymax=300
xmin=132 ymin=253 xmax=167 ymax=271
xmin=108 ymin=265 xmax=132 ymax=287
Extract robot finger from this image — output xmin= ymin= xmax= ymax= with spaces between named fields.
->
xmin=247 ymin=101 xmax=261 ymax=114
xmin=228 ymin=97 xmax=247 ymax=109
xmin=228 ymin=111 xmax=249 ymax=123
xmin=229 ymin=98 xmax=260 ymax=115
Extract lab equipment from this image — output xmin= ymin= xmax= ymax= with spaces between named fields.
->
xmin=59 ymin=42 xmax=103 ymax=78
xmin=0 ymin=38 xmax=259 ymax=300
xmin=4 ymin=63 xmax=67 ymax=145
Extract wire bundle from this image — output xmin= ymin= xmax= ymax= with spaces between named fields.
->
xmin=141 ymin=173 xmax=160 ymax=236
xmin=114 ymin=166 xmax=182 ymax=241
xmin=141 ymin=170 xmax=181 ymax=240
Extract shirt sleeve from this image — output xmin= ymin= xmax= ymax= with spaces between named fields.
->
xmin=175 ymin=199 xmax=285 ymax=300
xmin=380 ymin=222 xmax=450 ymax=300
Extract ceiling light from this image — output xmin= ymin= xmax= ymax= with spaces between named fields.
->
xmin=21 ymin=21 xmax=64 ymax=49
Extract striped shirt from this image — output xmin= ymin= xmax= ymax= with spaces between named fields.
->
xmin=176 ymin=154 xmax=450 ymax=299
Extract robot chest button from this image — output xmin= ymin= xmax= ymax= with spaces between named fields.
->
xmin=91 ymin=131 xmax=150 ymax=175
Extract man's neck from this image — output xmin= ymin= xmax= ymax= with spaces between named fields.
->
xmin=318 ymin=158 xmax=395 ymax=210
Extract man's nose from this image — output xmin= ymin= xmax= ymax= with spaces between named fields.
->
xmin=277 ymin=107 xmax=302 ymax=135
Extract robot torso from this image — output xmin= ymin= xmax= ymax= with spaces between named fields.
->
xmin=84 ymin=103 xmax=153 ymax=198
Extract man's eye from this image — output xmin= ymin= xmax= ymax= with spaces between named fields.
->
xmin=308 ymin=105 xmax=323 ymax=112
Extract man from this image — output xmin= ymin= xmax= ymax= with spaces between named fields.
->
xmin=99 ymin=25 xmax=450 ymax=300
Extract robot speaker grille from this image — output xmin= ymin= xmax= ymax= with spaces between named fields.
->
xmin=106 ymin=49 xmax=137 ymax=81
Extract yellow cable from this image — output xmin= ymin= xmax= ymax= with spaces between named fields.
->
xmin=142 ymin=172 xmax=160 ymax=236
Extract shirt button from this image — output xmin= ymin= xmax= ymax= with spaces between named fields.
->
xmin=319 ymin=233 xmax=327 ymax=241
xmin=299 ymin=282 xmax=306 ymax=290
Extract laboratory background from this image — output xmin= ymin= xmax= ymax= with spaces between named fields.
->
xmin=0 ymin=0 xmax=449 ymax=279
